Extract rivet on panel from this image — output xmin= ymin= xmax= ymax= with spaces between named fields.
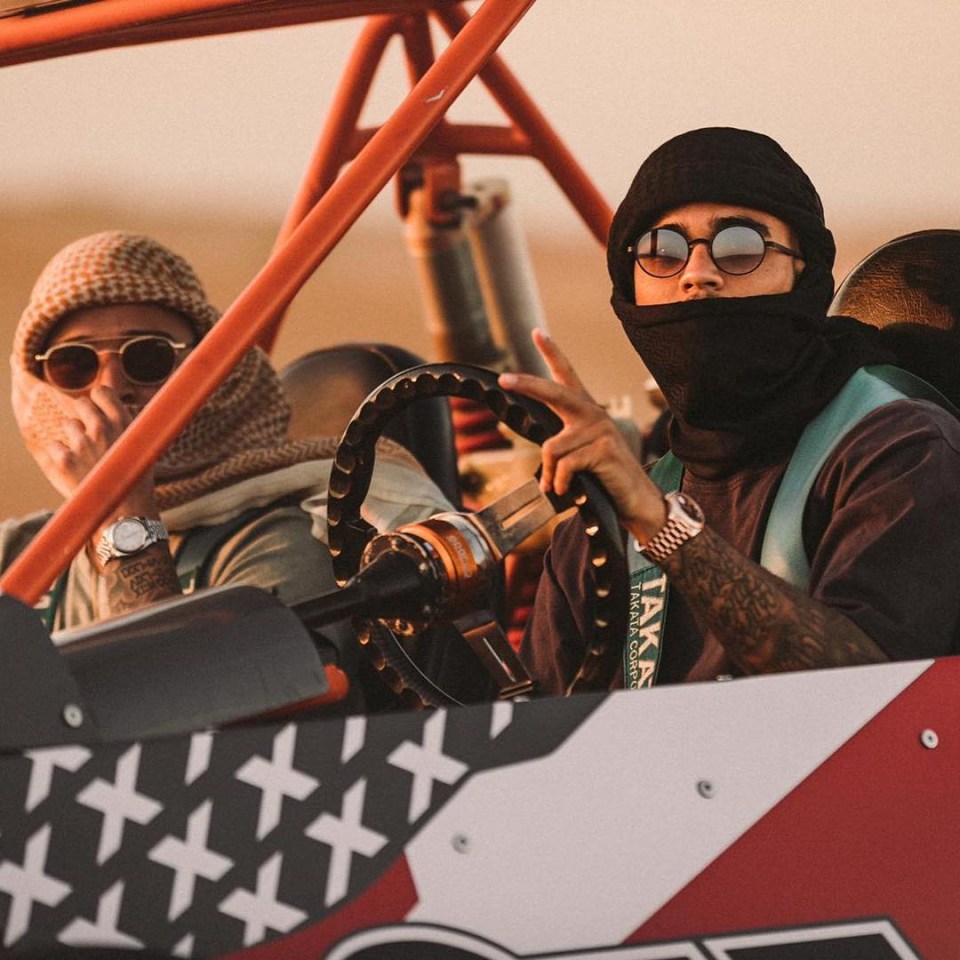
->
xmin=62 ymin=704 xmax=84 ymax=729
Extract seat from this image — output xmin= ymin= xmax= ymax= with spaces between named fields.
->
xmin=281 ymin=344 xmax=502 ymax=706
xmin=829 ymin=229 xmax=960 ymax=330
xmin=829 ymin=229 xmax=960 ymax=407
xmin=279 ymin=342 xmax=461 ymax=507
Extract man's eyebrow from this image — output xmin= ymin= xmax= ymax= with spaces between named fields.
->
xmin=711 ymin=214 xmax=771 ymax=237
xmin=648 ymin=215 xmax=774 ymax=237
xmin=650 ymin=219 xmax=686 ymax=234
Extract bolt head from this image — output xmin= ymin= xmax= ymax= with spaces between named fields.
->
xmin=921 ymin=728 xmax=939 ymax=749
xmin=62 ymin=703 xmax=84 ymax=729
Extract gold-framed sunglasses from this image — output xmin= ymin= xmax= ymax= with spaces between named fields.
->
xmin=35 ymin=335 xmax=190 ymax=391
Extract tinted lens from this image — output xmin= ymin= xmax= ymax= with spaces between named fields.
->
xmin=711 ymin=225 xmax=766 ymax=275
xmin=121 ymin=337 xmax=178 ymax=384
xmin=43 ymin=344 xmax=99 ymax=390
xmin=635 ymin=228 xmax=689 ymax=277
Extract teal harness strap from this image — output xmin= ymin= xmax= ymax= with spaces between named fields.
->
xmin=35 ymin=502 xmax=284 ymax=631
xmin=623 ymin=451 xmax=683 ymax=689
xmin=760 ymin=364 xmax=958 ymax=589
xmin=648 ymin=450 xmax=684 ymax=492
xmin=620 ymin=364 xmax=955 ymax=687
xmin=36 ymin=572 xmax=68 ymax=634
xmin=173 ymin=506 xmax=268 ymax=594
xmin=36 ymin=529 xmax=229 ymax=628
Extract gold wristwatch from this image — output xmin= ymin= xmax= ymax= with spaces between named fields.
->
xmin=637 ymin=492 xmax=705 ymax=564
xmin=96 ymin=517 xmax=169 ymax=565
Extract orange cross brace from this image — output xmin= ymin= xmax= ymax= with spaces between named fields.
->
xmin=0 ymin=0 xmax=538 ymax=606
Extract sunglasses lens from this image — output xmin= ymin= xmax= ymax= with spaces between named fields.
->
xmin=122 ymin=337 xmax=178 ymax=384
xmin=712 ymin=225 xmax=765 ymax=275
xmin=635 ymin=228 xmax=689 ymax=277
xmin=44 ymin=344 xmax=99 ymax=390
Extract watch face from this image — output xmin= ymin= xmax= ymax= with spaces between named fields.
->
xmin=113 ymin=518 xmax=148 ymax=553
xmin=675 ymin=493 xmax=706 ymax=526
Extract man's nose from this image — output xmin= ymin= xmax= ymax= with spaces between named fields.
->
xmin=94 ymin=353 xmax=138 ymax=400
xmin=679 ymin=242 xmax=723 ymax=296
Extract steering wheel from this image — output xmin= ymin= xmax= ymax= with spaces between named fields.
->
xmin=326 ymin=363 xmax=628 ymax=707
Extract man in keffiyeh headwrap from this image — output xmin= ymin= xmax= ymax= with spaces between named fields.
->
xmin=500 ymin=128 xmax=960 ymax=693
xmin=3 ymin=231 xmax=452 ymax=638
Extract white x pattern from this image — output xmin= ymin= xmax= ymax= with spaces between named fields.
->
xmin=58 ymin=880 xmax=142 ymax=948
xmin=23 ymin=745 xmax=91 ymax=813
xmin=388 ymin=710 xmax=468 ymax=822
xmin=0 ymin=824 xmax=71 ymax=946
xmin=148 ymin=800 xmax=234 ymax=921
xmin=304 ymin=778 xmax=387 ymax=906
xmin=76 ymin=743 xmax=163 ymax=864
xmin=218 ymin=852 xmax=307 ymax=947
xmin=235 ymin=724 xmax=319 ymax=840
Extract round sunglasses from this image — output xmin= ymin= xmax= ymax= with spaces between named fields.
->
xmin=630 ymin=224 xmax=802 ymax=278
xmin=35 ymin=335 xmax=190 ymax=392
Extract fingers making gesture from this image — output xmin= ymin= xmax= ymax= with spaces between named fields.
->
xmin=12 ymin=364 xmax=158 ymax=514
xmin=498 ymin=329 xmax=666 ymax=544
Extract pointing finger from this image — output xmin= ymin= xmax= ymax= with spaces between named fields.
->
xmin=530 ymin=328 xmax=591 ymax=397
xmin=498 ymin=368 xmax=601 ymax=423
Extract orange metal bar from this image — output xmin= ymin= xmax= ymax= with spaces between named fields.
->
xmin=262 ymin=10 xmax=460 ymax=351
xmin=399 ymin=8 xmax=437 ymax=87
xmin=261 ymin=0 xmax=596 ymax=349
xmin=365 ymin=123 xmax=531 ymax=155
xmin=428 ymin=121 xmax=531 ymax=154
xmin=259 ymin=13 xmax=402 ymax=351
xmin=434 ymin=2 xmax=611 ymax=245
xmin=265 ymin=0 xmax=607 ymax=267
xmin=0 ymin=0 xmax=537 ymax=608
xmin=0 ymin=0 xmax=441 ymax=68
xmin=271 ymin=14 xmax=400 ymax=252
xmin=429 ymin=122 xmax=529 ymax=153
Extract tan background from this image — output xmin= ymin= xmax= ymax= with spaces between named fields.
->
xmin=0 ymin=202 xmax=904 ymax=518
xmin=0 ymin=200 xmax=622 ymax=516
xmin=2 ymin=1 xmax=958 ymax=517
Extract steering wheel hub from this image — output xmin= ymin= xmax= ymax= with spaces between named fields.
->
xmin=328 ymin=363 xmax=629 ymax=706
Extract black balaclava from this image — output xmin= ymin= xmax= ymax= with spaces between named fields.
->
xmin=608 ymin=127 xmax=892 ymax=478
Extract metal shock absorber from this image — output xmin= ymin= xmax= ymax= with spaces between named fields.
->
xmin=402 ymin=165 xmax=555 ymax=648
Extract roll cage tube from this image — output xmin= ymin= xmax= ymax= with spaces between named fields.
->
xmin=0 ymin=1 xmax=439 ymax=66
xmin=0 ymin=0 xmax=613 ymax=608
xmin=266 ymin=4 xmax=611 ymax=348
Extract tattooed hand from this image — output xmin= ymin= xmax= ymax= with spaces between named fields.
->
xmin=500 ymin=331 xmax=890 ymax=675
xmin=97 ymin=546 xmax=183 ymax=617
xmin=499 ymin=329 xmax=668 ymax=543
xmin=652 ymin=526 xmax=888 ymax=674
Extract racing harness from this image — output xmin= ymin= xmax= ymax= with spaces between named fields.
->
xmin=625 ymin=364 xmax=958 ymax=689
xmin=38 ymin=500 xmax=291 ymax=635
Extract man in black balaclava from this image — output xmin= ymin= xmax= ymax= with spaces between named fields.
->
xmin=501 ymin=127 xmax=960 ymax=692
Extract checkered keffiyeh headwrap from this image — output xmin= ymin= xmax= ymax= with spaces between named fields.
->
xmin=12 ymin=231 xmax=337 ymax=511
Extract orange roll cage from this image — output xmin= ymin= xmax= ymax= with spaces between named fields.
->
xmin=0 ymin=0 xmax=612 ymax=608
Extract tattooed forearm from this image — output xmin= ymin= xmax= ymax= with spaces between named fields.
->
xmin=100 ymin=545 xmax=182 ymax=616
xmin=658 ymin=527 xmax=888 ymax=674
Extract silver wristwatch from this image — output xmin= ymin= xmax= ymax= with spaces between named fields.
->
xmin=96 ymin=517 xmax=169 ymax=565
xmin=637 ymin=492 xmax=705 ymax=564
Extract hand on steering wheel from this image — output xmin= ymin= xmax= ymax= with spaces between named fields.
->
xmin=326 ymin=363 xmax=628 ymax=707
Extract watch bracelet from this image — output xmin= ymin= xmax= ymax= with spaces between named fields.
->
xmin=95 ymin=516 xmax=168 ymax=565
xmin=639 ymin=492 xmax=705 ymax=565
xmin=641 ymin=519 xmax=694 ymax=564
